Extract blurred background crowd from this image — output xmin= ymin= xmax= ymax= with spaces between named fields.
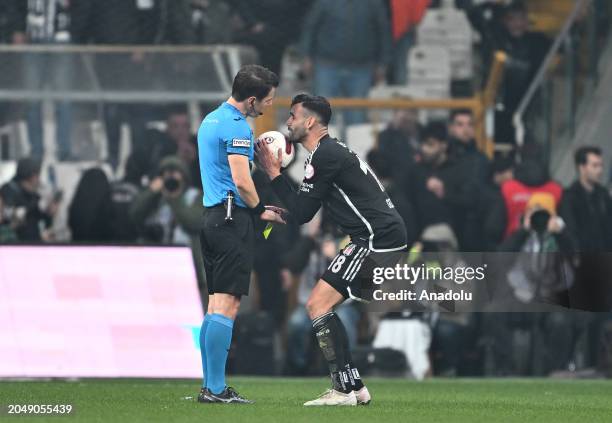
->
xmin=1 ymin=0 xmax=612 ymax=379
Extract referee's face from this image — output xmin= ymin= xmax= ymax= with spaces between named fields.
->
xmin=286 ymin=104 xmax=309 ymax=144
xmin=247 ymin=87 xmax=276 ymax=118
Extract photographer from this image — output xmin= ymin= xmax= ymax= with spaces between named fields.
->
xmin=0 ymin=158 xmax=59 ymax=242
xmin=129 ymin=155 xmax=203 ymax=245
xmin=499 ymin=193 xmax=575 ymax=306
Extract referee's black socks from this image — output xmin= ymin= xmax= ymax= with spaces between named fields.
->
xmin=312 ymin=311 xmax=364 ymax=393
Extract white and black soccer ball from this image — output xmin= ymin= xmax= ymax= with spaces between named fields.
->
xmin=257 ymin=130 xmax=295 ymax=169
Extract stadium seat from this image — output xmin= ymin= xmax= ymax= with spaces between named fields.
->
xmin=368 ymin=85 xmax=449 ymax=123
xmin=407 ymin=45 xmax=452 ymax=97
xmin=416 ymin=8 xmax=474 ymax=80
xmin=0 ymin=121 xmax=29 ymax=160
xmin=345 ymin=123 xmax=385 ymax=160
xmin=373 ymin=318 xmax=432 ymax=380
xmin=0 ymin=160 xmax=17 ymax=186
xmin=41 ymin=161 xmax=114 ymax=240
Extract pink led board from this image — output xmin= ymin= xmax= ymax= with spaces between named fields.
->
xmin=0 ymin=246 xmax=204 ymax=378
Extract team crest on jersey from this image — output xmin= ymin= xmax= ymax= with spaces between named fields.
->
xmin=304 ymin=164 xmax=315 ymax=179
xmin=232 ymin=138 xmax=251 ymax=148
xmin=343 ymin=244 xmax=356 ymax=256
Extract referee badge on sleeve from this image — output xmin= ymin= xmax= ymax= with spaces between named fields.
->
xmin=232 ymin=138 xmax=251 ymax=148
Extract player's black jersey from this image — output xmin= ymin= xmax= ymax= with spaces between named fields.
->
xmin=298 ymin=136 xmax=407 ymax=251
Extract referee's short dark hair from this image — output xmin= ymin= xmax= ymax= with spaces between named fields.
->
xmin=574 ymin=146 xmax=602 ymax=167
xmin=231 ymin=64 xmax=279 ymax=102
xmin=291 ymin=94 xmax=332 ymax=126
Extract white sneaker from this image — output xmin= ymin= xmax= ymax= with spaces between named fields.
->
xmin=303 ymin=389 xmax=357 ymax=406
xmin=355 ymin=386 xmax=371 ymax=405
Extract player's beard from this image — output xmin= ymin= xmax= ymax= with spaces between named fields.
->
xmin=288 ymin=126 xmax=307 ymax=144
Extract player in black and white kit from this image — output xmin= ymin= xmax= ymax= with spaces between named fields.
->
xmin=256 ymin=94 xmax=407 ymax=407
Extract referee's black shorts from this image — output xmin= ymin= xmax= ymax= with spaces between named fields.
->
xmin=200 ymin=206 xmax=254 ymax=297
xmin=322 ymin=242 xmax=407 ymax=302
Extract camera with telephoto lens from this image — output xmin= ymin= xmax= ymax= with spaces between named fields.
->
xmin=530 ymin=209 xmax=551 ymax=233
xmin=163 ymin=176 xmax=181 ymax=193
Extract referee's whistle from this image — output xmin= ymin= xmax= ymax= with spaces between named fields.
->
xmin=225 ymin=190 xmax=234 ymax=222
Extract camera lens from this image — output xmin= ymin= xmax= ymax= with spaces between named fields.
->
xmin=530 ymin=210 xmax=551 ymax=233
xmin=163 ymin=177 xmax=180 ymax=192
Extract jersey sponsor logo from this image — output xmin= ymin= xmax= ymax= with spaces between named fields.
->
xmin=300 ymin=182 xmax=314 ymax=193
xmin=304 ymin=164 xmax=315 ymax=179
xmin=343 ymin=244 xmax=356 ymax=256
xmin=232 ymin=138 xmax=251 ymax=148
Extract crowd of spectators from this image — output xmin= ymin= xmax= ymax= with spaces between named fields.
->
xmin=0 ymin=0 xmax=564 ymax=160
xmin=1 ymin=1 xmax=611 ymax=377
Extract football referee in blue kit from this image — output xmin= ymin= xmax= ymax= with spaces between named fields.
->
xmin=196 ymin=65 xmax=285 ymax=404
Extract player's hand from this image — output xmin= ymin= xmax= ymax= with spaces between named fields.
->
xmin=265 ymin=205 xmax=289 ymax=217
xmin=260 ymin=209 xmax=286 ymax=224
xmin=255 ymin=141 xmax=282 ymax=179
xmin=426 ymin=177 xmax=445 ymax=199
xmin=150 ymin=177 xmax=164 ymax=193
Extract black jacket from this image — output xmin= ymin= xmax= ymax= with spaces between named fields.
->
xmin=559 ymin=181 xmax=612 ymax=252
xmin=409 ymin=156 xmax=479 ymax=249
xmin=447 ymin=137 xmax=491 ymax=184
xmin=0 ymin=181 xmax=51 ymax=242
xmin=71 ymin=0 xmax=193 ymax=44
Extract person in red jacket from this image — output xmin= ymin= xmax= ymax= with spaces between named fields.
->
xmin=500 ymin=159 xmax=562 ymax=238
xmin=389 ymin=0 xmax=431 ymax=84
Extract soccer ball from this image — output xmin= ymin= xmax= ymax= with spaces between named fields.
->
xmin=257 ymin=131 xmax=295 ymax=169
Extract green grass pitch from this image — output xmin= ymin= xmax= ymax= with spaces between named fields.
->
xmin=2 ymin=377 xmax=612 ymax=422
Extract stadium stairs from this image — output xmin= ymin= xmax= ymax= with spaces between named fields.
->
xmin=551 ymin=30 xmax=612 ymax=185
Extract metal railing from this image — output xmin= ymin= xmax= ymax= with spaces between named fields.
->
xmin=513 ymin=0 xmax=608 ymax=162
xmin=0 ymin=44 xmax=256 ymax=103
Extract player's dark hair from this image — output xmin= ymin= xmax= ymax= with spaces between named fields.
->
xmin=449 ymin=108 xmax=473 ymax=123
xmin=574 ymin=146 xmax=602 ymax=167
xmin=231 ymin=64 xmax=279 ymax=102
xmin=291 ymin=94 xmax=332 ymax=126
xmin=422 ymin=121 xmax=448 ymax=142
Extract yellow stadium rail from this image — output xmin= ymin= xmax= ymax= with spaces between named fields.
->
xmin=255 ymin=51 xmax=506 ymax=159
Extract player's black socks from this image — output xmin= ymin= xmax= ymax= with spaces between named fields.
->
xmin=346 ymin=364 xmax=364 ymax=391
xmin=312 ymin=311 xmax=363 ymax=393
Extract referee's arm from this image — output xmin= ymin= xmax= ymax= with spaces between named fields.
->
xmin=228 ymin=154 xmax=261 ymax=208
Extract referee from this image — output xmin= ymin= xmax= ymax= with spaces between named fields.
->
xmin=197 ymin=65 xmax=285 ymax=404
xmin=256 ymin=94 xmax=408 ymax=406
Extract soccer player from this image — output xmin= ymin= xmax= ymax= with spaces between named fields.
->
xmin=197 ymin=65 xmax=285 ymax=404
xmin=255 ymin=94 xmax=408 ymax=406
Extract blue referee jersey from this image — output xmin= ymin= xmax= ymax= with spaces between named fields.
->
xmin=198 ymin=102 xmax=254 ymax=208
